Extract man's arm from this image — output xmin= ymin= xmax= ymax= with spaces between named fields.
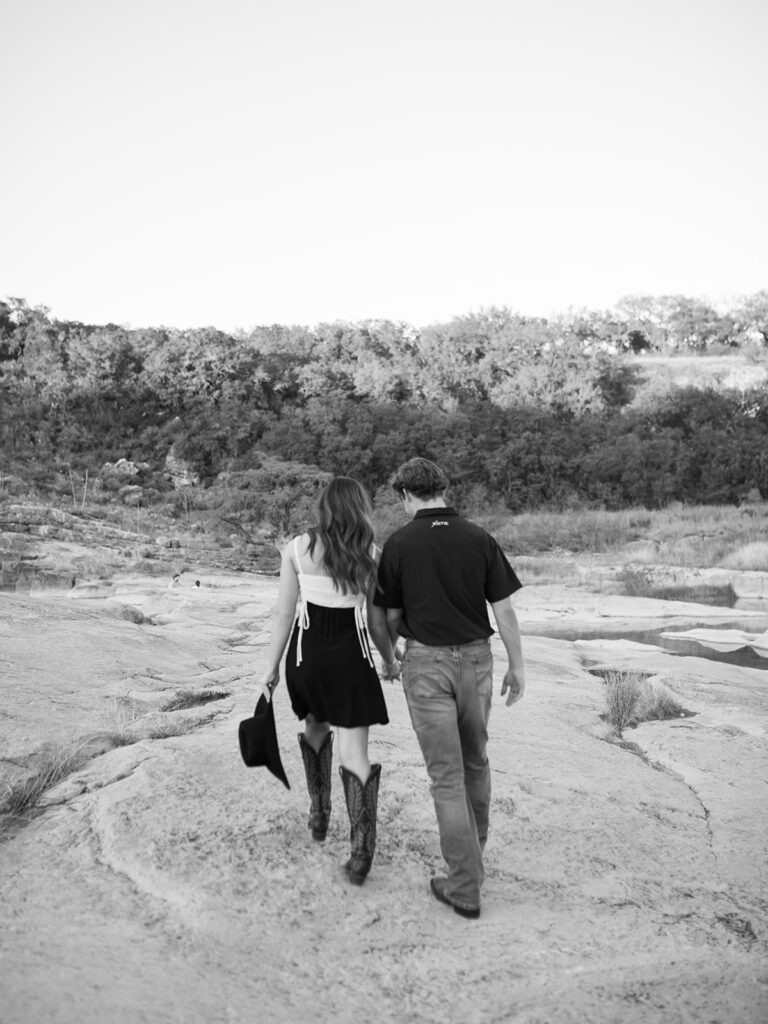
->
xmin=490 ymin=595 xmax=525 ymax=706
xmin=385 ymin=607 xmax=403 ymax=641
xmin=385 ymin=608 xmax=404 ymax=655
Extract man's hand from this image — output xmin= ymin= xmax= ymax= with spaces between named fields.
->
xmin=381 ymin=657 xmax=401 ymax=682
xmin=501 ymin=668 xmax=525 ymax=706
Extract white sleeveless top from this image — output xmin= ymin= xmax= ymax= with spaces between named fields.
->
xmin=292 ymin=537 xmax=375 ymax=669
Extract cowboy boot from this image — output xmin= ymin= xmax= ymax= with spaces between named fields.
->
xmin=339 ymin=764 xmax=381 ymax=886
xmin=298 ymin=731 xmax=333 ymax=841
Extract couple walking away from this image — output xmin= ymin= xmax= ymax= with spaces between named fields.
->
xmin=257 ymin=458 xmax=526 ymax=919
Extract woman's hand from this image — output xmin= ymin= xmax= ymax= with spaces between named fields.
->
xmin=381 ymin=641 xmax=405 ymax=681
xmin=257 ymin=671 xmax=279 ymax=703
xmin=381 ymin=657 xmax=401 ymax=682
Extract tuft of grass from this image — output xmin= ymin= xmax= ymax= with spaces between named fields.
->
xmin=602 ymin=669 xmax=692 ymax=737
xmin=1 ymin=740 xmax=92 ymax=818
xmin=114 ymin=604 xmax=152 ymax=625
xmin=646 ymin=688 xmax=690 ymax=722
xmin=160 ymin=689 xmax=229 ymax=711
xmin=141 ymin=719 xmax=197 ymax=741
xmin=603 ymin=670 xmax=644 ymax=737
xmin=617 ymin=567 xmax=656 ymax=597
xmin=1 ymin=695 xmax=222 ymax=824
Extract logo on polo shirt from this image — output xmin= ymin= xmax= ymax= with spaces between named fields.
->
xmin=431 ymin=520 xmax=449 ymax=528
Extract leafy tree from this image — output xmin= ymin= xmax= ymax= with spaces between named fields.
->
xmin=212 ymin=454 xmax=331 ymax=543
xmin=614 ymin=295 xmax=732 ymax=353
xmin=731 ymin=291 xmax=768 ymax=348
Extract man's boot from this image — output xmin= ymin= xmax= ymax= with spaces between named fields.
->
xmin=297 ymin=731 xmax=333 ymax=841
xmin=339 ymin=764 xmax=381 ymax=885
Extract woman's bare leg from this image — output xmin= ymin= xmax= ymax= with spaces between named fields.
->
xmin=337 ymin=725 xmax=371 ymax=782
xmin=303 ymin=713 xmax=331 ymax=752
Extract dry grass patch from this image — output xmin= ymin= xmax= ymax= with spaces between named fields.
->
xmin=482 ymin=502 xmax=768 ymax=569
xmin=160 ymin=689 xmax=229 ymax=711
xmin=603 ymin=670 xmax=644 ymax=737
xmin=1 ymin=740 xmax=92 ymax=819
xmin=1 ymin=696 xmax=221 ymax=825
xmin=601 ymin=669 xmax=692 ymax=738
xmin=141 ymin=718 xmax=199 ymax=741
xmin=492 ymin=508 xmax=653 ymax=555
xmin=114 ymin=604 xmax=152 ymax=624
xmin=510 ymin=556 xmax=582 ymax=583
xmin=617 ymin=567 xmax=736 ymax=606
xmin=721 ymin=541 xmax=768 ymax=572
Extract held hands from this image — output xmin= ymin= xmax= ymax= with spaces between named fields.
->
xmin=501 ymin=668 xmax=525 ymax=707
xmin=381 ymin=640 xmax=405 ymax=681
xmin=381 ymin=656 xmax=402 ymax=682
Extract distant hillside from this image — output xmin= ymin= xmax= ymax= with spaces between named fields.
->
xmin=1 ymin=300 xmax=767 ymax=512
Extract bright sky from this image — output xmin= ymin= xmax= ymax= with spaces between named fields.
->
xmin=1 ymin=0 xmax=766 ymax=330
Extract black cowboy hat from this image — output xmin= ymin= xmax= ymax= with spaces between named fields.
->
xmin=238 ymin=695 xmax=290 ymax=789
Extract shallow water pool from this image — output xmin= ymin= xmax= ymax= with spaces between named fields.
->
xmin=528 ymin=618 xmax=768 ymax=670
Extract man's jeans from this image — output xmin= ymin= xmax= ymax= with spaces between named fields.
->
xmin=401 ymin=638 xmax=493 ymax=911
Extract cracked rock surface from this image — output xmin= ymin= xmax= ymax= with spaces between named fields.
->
xmin=1 ymin=558 xmax=767 ymax=1024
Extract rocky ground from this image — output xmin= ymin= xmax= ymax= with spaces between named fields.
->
xmin=1 ymin=512 xmax=767 ymax=1024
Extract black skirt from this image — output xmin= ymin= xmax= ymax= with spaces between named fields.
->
xmin=285 ymin=603 xmax=389 ymax=728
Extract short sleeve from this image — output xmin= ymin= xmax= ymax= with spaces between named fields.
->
xmin=373 ymin=539 xmax=402 ymax=608
xmin=484 ymin=539 xmax=522 ymax=604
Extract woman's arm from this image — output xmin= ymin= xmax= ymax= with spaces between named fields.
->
xmin=366 ymin=579 xmax=400 ymax=679
xmin=257 ymin=541 xmax=300 ymax=701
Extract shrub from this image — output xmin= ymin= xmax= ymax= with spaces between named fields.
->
xmin=617 ymin=567 xmax=655 ymax=597
xmin=603 ymin=670 xmax=643 ymax=736
xmin=208 ymin=454 xmax=331 ymax=543
xmin=644 ymin=687 xmax=688 ymax=722
xmin=602 ymin=670 xmax=691 ymax=737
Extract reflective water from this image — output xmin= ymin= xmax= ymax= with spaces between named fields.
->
xmin=528 ymin=617 xmax=768 ymax=670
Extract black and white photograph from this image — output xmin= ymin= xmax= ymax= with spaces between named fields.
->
xmin=1 ymin=1 xmax=767 ymax=1022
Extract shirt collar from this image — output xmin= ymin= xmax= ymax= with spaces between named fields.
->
xmin=414 ymin=507 xmax=458 ymax=519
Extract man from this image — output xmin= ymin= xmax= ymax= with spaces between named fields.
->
xmin=371 ymin=458 xmax=525 ymax=919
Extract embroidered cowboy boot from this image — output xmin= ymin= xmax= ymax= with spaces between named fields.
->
xmin=298 ymin=731 xmax=333 ymax=841
xmin=339 ymin=764 xmax=381 ymax=885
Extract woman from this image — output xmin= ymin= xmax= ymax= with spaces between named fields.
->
xmin=256 ymin=476 xmax=399 ymax=885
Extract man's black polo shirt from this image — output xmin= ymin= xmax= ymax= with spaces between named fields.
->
xmin=374 ymin=507 xmax=522 ymax=646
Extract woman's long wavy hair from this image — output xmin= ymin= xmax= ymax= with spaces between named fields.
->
xmin=306 ymin=477 xmax=377 ymax=595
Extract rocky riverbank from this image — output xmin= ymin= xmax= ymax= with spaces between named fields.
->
xmin=1 ymin=531 xmax=767 ymax=1024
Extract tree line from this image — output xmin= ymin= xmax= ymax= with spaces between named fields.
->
xmin=1 ymin=294 xmax=766 ymax=513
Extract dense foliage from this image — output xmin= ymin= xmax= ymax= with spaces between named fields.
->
xmin=1 ymin=294 xmax=767 ymax=514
